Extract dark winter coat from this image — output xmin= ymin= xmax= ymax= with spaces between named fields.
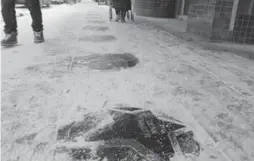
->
xmin=112 ymin=0 xmax=131 ymax=10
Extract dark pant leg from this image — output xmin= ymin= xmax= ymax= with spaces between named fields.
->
xmin=1 ymin=0 xmax=17 ymax=34
xmin=115 ymin=8 xmax=120 ymax=15
xmin=120 ymin=9 xmax=126 ymax=20
xmin=26 ymin=0 xmax=43 ymax=32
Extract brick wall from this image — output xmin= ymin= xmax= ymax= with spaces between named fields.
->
xmin=211 ymin=0 xmax=234 ymax=41
xmin=187 ymin=0 xmax=254 ymax=44
xmin=232 ymin=0 xmax=254 ymax=44
xmin=134 ymin=0 xmax=176 ymax=18
xmin=187 ymin=0 xmax=234 ymax=41
xmin=233 ymin=15 xmax=254 ymax=44
xmin=187 ymin=0 xmax=217 ymax=39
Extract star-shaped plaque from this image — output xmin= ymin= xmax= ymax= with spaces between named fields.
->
xmin=56 ymin=107 xmax=199 ymax=161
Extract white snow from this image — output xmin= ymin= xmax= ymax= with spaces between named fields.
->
xmin=1 ymin=1 xmax=254 ymax=161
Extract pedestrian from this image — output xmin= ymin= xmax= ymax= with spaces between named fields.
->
xmin=119 ymin=0 xmax=131 ymax=22
xmin=1 ymin=0 xmax=45 ymax=46
xmin=112 ymin=0 xmax=121 ymax=22
xmin=112 ymin=0 xmax=131 ymax=22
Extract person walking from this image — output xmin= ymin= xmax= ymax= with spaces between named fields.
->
xmin=112 ymin=0 xmax=121 ymax=22
xmin=1 ymin=0 xmax=45 ymax=46
xmin=119 ymin=0 xmax=131 ymax=22
xmin=112 ymin=0 xmax=131 ymax=22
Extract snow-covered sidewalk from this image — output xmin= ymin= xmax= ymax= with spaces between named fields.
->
xmin=1 ymin=1 xmax=254 ymax=161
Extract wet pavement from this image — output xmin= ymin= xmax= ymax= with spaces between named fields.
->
xmin=1 ymin=1 xmax=254 ymax=161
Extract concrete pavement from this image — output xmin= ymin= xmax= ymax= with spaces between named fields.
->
xmin=1 ymin=1 xmax=254 ymax=161
xmin=135 ymin=16 xmax=254 ymax=60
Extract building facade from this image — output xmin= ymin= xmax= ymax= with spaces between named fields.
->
xmin=133 ymin=0 xmax=254 ymax=44
xmin=187 ymin=0 xmax=254 ymax=44
xmin=133 ymin=0 xmax=177 ymax=18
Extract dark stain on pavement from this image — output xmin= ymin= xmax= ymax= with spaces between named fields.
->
xmin=72 ymin=53 xmax=139 ymax=70
xmin=82 ymin=25 xmax=109 ymax=31
xmin=25 ymin=65 xmax=40 ymax=72
xmin=87 ymin=20 xmax=106 ymax=24
xmin=15 ymin=132 xmax=38 ymax=144
xmin=79 ymin=35 xmax=117 ymax=42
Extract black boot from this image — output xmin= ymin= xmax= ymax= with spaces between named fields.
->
xmin=34 ymin=31 xmax=45 ymax=43
xmin=1 ymin=32 xmax=17 ymax=47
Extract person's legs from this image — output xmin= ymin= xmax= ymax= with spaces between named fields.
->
xmin=115 ymin=8 xmax=120 ymax=15
xmin=1 ymin=0 xmax=17 ymax=34
xmin=115 ymin=8 xmax=120 ymax=22
xmin=26 ymin=0 xmax=44 ymax=43
xmin=120 ymin=9 xmax=126 ymax=22
xmin=1 ymin=0 xmax=18 ymax=46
